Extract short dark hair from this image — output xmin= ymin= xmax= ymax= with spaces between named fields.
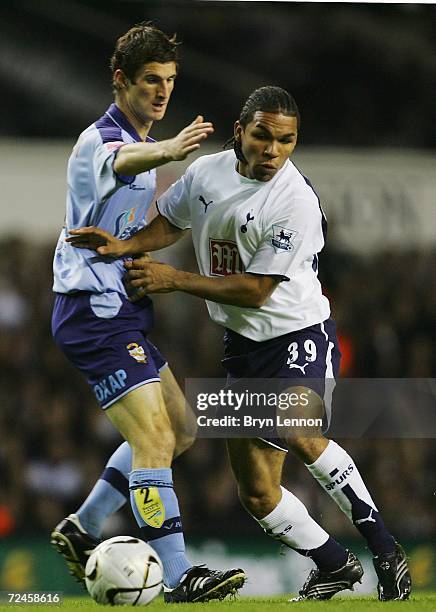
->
xmin=110 ymin=22 xmax=180 ymax=90
xmin=226 ymin=86 xmax=300 ymax=160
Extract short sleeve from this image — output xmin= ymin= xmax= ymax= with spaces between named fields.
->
xmin=92 ymin=140 xmax=135 ymax=202
xmin=157 ymin=168 xmax=193 ymax=230
xmin=246 ymin=197 xmax=323 ymax=281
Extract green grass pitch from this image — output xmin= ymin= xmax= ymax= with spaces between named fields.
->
xmin=0 ymin=594 xmax=435 ymax=612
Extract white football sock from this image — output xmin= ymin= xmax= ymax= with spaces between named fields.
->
xmin=306 ymin=440 xmax=377 ymax=520
xmin=256 ymin=486 xmax=329 ymax=551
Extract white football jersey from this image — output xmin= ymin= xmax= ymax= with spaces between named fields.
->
xmin=158 ymin=149 xmax=330 ymax=341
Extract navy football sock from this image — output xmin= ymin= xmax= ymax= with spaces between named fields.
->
xmin=346 ymin=488 xmax=396 ymax=555
xmin=301 ymin=536 xmax=349 ymax=572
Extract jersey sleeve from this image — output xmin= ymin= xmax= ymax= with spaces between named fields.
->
xmin=92 ymin=138 xmax=135 ymax=202
xmin=156 ymin=167 xmax=194 ymax=230
xmin=245 ymin=194 xmax=323 ymax=281
xmin=71 ymin=130 xmax=135 ymax=205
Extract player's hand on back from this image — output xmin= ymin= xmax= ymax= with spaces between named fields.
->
xmin=164 ymin=116 xmax=214 ymax=161
xmin=66 ymin=226 xmax=127 ymax=257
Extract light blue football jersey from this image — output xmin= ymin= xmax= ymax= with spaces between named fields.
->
xmin=53 ymin=103 xmax=156 ymax=297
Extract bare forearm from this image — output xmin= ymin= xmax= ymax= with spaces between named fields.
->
xmin=67 ymin=213 xmax=186 ymax=257
xmin=172 ymin=271 xmax=272 ymax=308
xmin=114 ymin=141 xmax=173 ymax=175
xmin=123 ymin=215 xmax=186 ymax=255
xmin=114 ymin=115 xmax=214 ymax=175
xmin=126 ymin=259 xmax=281 ymax=303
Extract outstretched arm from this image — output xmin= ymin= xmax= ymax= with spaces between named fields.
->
xmin=66 ymin=213 xmax=188 ymax=257
xmin=113 ymin=115 xmax=213 ymax=175
xmin=125 ymin=259 xmax=281 ymax=308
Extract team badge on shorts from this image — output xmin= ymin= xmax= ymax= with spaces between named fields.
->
xmin=134 ymin=487 xmax=165 ymax=528
xmin=126 ymin=342 xmax=147 ymax=364
xmin=271 ymin=225 xmax=298 ymax=252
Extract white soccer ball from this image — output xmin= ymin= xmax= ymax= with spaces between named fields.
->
xmin=85 ymin=536 xmax=163 ymax=606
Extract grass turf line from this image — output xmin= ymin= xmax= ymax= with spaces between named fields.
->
xmin=0 ymin=593 xmax=434 ymax=611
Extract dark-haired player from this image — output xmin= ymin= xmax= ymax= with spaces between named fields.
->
xmin=69 ymin=85 xmax=412 ymax=602
xmin=51 ymin=22 xmax=245 ymax=603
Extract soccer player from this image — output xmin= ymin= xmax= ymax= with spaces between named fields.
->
xmin=68 ymin=86 xmax=412 ymax=601
xmin=51 ymin=22 xmax=245 ymax=603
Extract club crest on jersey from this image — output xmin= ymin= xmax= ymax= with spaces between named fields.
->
xmin=240 ymin=211 xmax=255 ymax=233
xmin=114 ymin=207 xmax=136 ymax=237
xmin=271 ymin=225 xmax=298 ymax=252
xmin=126 ymin=342 xmax=147 ymax=364
xmin=210 ymin=239 xmax=245 ymax=276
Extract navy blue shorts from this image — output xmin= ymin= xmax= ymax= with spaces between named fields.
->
xmin=52 ymin=292 xmax=167 ymax=409
xmin=222 ymin=319 xmax=341 ymax=451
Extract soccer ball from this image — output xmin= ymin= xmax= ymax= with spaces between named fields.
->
xmin=85 ymin=536 xmax=163 ymax=606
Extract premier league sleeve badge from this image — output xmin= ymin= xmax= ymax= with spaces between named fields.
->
xmin=270 ymin=225 xmax=298 ymax=252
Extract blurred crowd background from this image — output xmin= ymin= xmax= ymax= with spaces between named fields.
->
xmin=0 ymin=239 xmax=434 ymax=542
xmin=0 ymin=0 xmax=435 ymax=569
